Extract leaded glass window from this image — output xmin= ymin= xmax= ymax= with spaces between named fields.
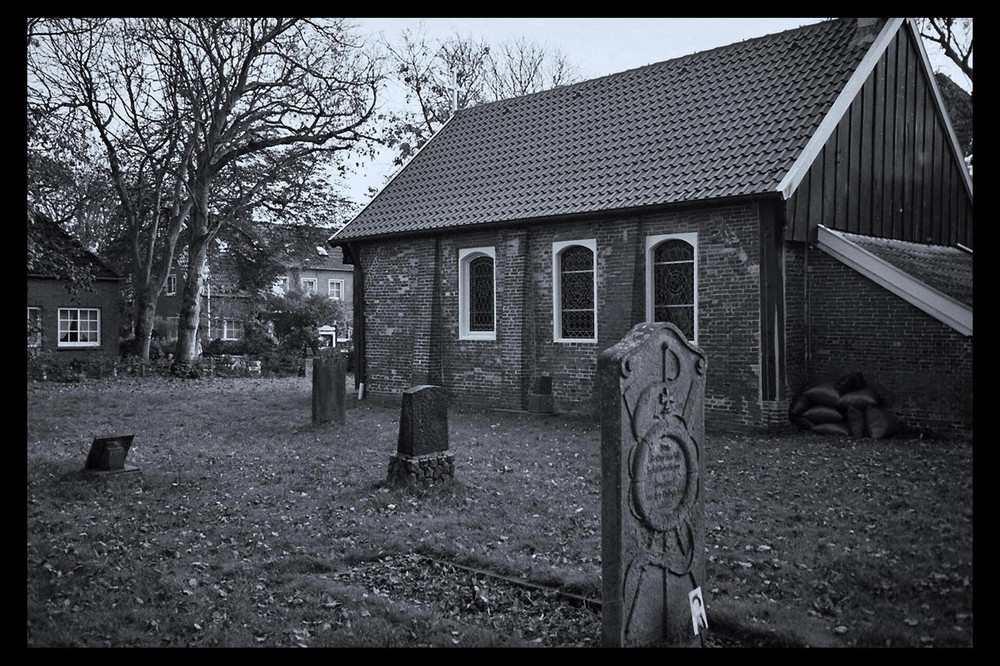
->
xmin=459 ymin=247 xmax=496 ymax=339
xmin=559 ymin=245 xmax=595 ymax=339
xmin=652 ymin=239 xmax=695 ymax=340
xmin=468 ymin=255 xmax=495 ymax=332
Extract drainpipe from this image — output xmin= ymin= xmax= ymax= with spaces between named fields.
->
xmin=344 ymin=242 xmax=366 ymax=399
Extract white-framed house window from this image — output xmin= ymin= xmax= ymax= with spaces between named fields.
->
xmin=328 ymin=279 xmax=345 ymax=300
xmin=458 ymin=247 xmax=496 ymax=340
xmin=57 ymin=308 xmax=100 ymax=348
xmin=166 ymin=274 xmax=177 ymax=296
xmin=274 ymin=276 xmax=289 ymax=294
xmin=27 ymin=307 xmax=42 ymax=348
xmin=301 ymin=278 xmax=317 ymax=294
xmin=222 ymin=318 xmax=244 ymax=341
xmin=552 ymin=239 xmax=597 ymax=343
xmin=645 ymin=232 xmax=698 ymax=343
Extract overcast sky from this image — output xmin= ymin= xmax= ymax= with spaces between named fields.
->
xmin=344 ymin=17 xmax=970 ymax=204
xmin=355 ymin=17 xmax=825 ymax=81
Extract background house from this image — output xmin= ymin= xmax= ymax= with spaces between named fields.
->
xmin=333 ymin=17 xmax=971 ymax=435
xmin=275 ymin=244 xmax=355 ymax=346
xmin=27 ymin=206 xmax=124 ymax=365
xmin=156 ymin=244 xmax=354 ymax=347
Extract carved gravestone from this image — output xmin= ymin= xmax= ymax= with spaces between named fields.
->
xmin=598 ymin=322 xmax=708 ymax=647
xmin=312 ymin=353 xmax=346 ymax=425
xmin=388 ymin=385 xmax=454 ymax=487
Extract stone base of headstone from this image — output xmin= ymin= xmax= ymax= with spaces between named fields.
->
xmin=387 ymin=452 xmax=455 ymax=488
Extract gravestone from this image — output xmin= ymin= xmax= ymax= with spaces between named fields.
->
xmin=312 ymin=353 xmax=346 ymax=425
xmin=84 ymin=435 xmax=138 ymax=474
xmin=387 ymin=385 xmax=454 ymax=487
xmin=527 ymin=375 xmax=554 ymax=413
xmin=598 ymin=322 xmax=708 ymax=647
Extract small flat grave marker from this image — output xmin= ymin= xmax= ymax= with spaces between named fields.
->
xmin=84 ymin=435 xmax=138 ymax=474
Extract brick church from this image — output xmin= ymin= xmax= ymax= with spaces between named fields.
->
xmin=331 ymin=18 xmax=973 ymax=435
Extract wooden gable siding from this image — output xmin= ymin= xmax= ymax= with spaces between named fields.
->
xmin=787 ymin=27 xmax=972 ymax=248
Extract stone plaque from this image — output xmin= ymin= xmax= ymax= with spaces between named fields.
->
xmin=598 ymin=322 xmax=707 ymax=647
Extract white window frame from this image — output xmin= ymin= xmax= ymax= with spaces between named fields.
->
xmin=274 ymin=276 xmax=289 ymax=294
xmin=166 ymin=274 xmax=177 ymax=296
xmin=552 ymin=239 xmax=598 ymax=343
xmin=458 ymin=246 xmax=496 ymax=341
xmin=222 ymin=318 xmax=244 ymax=341
xmin=645 ymin=232 xmax=699 ymax=343
xmin=57 ymin=307 xmax=101 ymax=348
xmin=328 ymin=278 xmax=345 ymax=300
xmin=27 ymin=307 xmax=42 ymax=348
xmin=301 ymin=277 xmax=317 ymax=294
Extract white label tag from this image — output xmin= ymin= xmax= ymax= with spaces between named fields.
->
xmin=689 ymin=587 xmax=708 ymax=635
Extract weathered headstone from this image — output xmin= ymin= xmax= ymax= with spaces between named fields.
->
xmin=527 ymin=375 xmax=554 ymax=413
xmin=388 ymin=385 xmax=454 ymax=487
xmin=312 ymin=353 xmax=346 ymax=425
xmin=84 ymin=435 xmax=138 ymax=474
xmin=598 ymin=322 xmax=708 ymax=647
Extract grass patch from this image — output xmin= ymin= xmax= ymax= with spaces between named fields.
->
xmin=27 ymin=376 xmax=973 ymax=647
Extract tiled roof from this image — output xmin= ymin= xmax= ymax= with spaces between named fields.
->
xmin=26 ymin=205 xmax=121 ymax=279
xmin=334 ymin=18 xmax=872 ymax=241
xmin=839 ymin=232 xmax=973 ymax=308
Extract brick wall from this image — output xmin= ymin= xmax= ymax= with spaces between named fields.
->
xmin=783 ymin=242 xmax=809 ymax=400
xmin=26 ymin=277 xmax=122 ymax=361
xmin=357 ymin=201 xmax=772 ymax=430
xmin=805 ymin=247 xmax=973 ymax=435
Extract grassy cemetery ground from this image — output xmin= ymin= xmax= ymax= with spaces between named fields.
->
xmin=27 ymin=376 xmax=972 ymax=647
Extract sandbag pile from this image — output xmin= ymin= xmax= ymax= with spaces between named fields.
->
xmin=789 ymin=372 xmax=901 ymax=438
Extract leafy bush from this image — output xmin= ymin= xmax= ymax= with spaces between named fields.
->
xmin=27 ymin=348 xmax=119 ymax=382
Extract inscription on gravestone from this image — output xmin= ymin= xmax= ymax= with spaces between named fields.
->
xmin=598 ymin=322 xmax=707 ymax=647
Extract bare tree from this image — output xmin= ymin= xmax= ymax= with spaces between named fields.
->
xmin=29 ymin=18 xmax=382 ymax=368
xmin=484 ymin=36 xmax=579 ymax=100
xmin=918 ymin=18 xmax=973 ymax=88
xmin=381 ymin=27 xmax=580 ymax=166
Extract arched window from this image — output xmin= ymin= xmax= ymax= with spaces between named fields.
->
xmin=459 ymin=247 xmax=496 ymax=340
xmin=646 ymin=233 xmax=697 ymax=342
xmin=553 ymin=240 xmax=596 ymax=342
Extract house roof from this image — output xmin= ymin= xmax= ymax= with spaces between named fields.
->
xmin=837 ymin=232 xmax=973 ymax=308
xmin=334 ymin=17 xmax=874 ymax=242
xmin=26 ymin=205 xmax=122 ymax=280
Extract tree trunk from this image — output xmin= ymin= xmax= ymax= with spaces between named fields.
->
xmin=132 ymin=286 xmax=158 ymax=361
xmin=172 ymin=239 xmax=209 ymax=373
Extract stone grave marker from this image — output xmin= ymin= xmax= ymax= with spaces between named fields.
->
xmin=312 ymin=353 xmax=346 ymax=425
xmin=388 ymin=385 xmax=455 ymax=487
xmin=598 ymin=322 xmax=708 ymax=647
xmin=528 ymin=375 xmax=554 ymax=413
xmin=84 ymin=434 xmax=138 ymax=474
